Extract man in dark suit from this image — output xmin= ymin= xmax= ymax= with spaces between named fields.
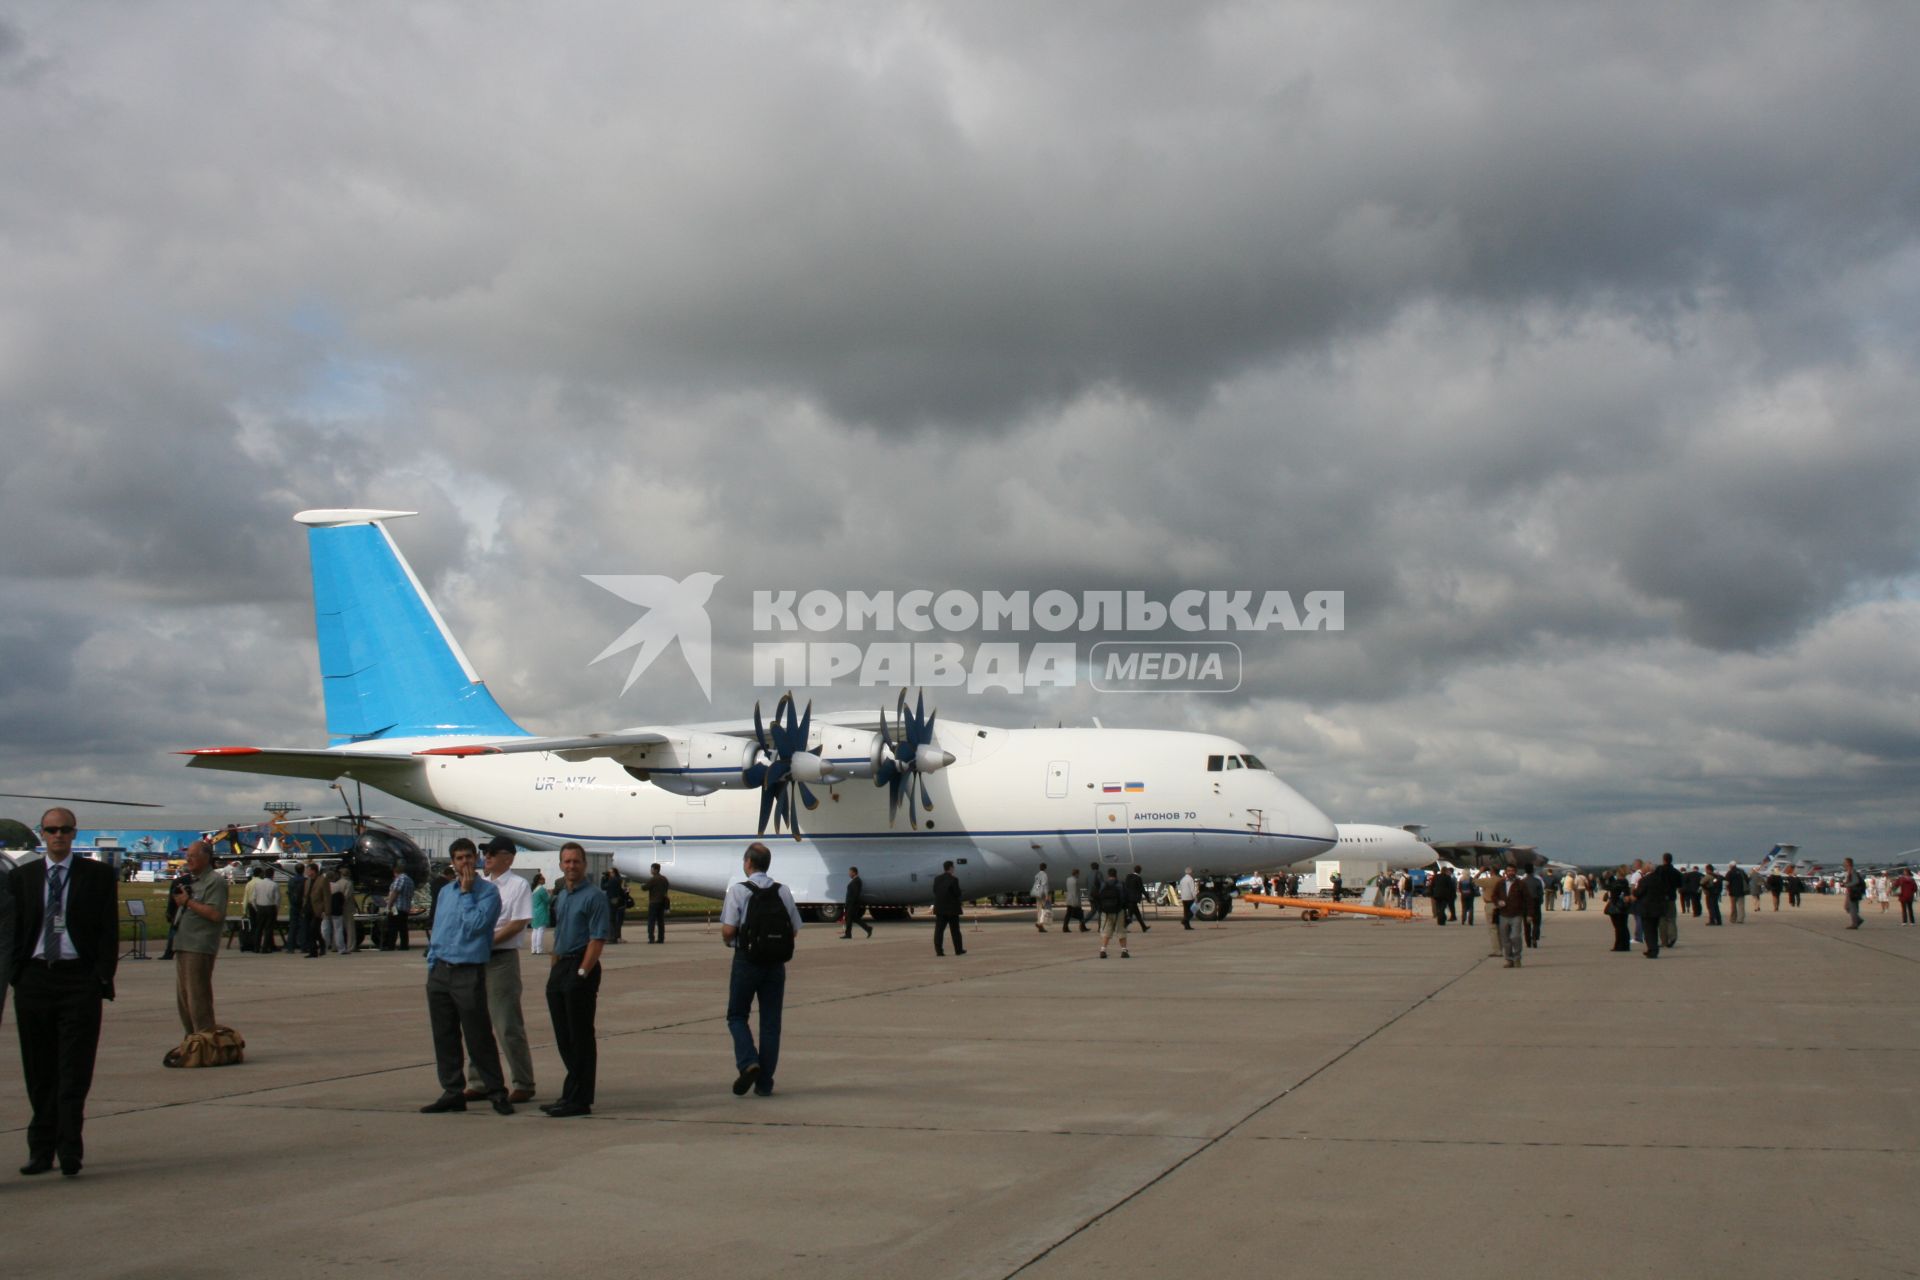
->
xmin=9 ymin=808 xmax=119 ymax=1177
xmin=1123 ymin=865 xmax=1151 ymax=933
xmin=841 ymin=866 xmax=872 ymax=939
xmin=931 ymin=861 xmax=965 ymax=956
xmin=0 ymin=861 xmax=13 ymax=1023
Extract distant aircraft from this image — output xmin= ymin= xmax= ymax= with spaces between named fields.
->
xmin=184 ymin=509 xmax=1337 ymax=915
xmin=1260 ymin=822 xmax=1436 ymax=877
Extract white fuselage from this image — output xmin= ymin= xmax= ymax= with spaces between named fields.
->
xmin=1268 ymin=822 xmax=1435 ymax=876
xmin=341 ymin=723 xmax=1336 ymax=905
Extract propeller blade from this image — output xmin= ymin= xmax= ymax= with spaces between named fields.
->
xmin=919 ymin=773 xmax=935 ymax=812
xmin=798 ymin=782 xmax=819 ymax=811
xmin=753 ymin=700 xmax=768 ymax=752
xmin=756 ymin=785 xmax=776 ymax=835
xmin=887 ymin=778 xmax=901 ymax=827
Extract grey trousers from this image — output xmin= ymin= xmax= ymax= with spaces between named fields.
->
xmin=469 ymin=948 xmax=534 ymax=1093
xmin=1498 ymin=915 xmax=1526 ymax=965
xmin=1659 ymin=901 xmax=1679 ymax=948
xmin=428 ymin=962 xmax=503 ymax=1098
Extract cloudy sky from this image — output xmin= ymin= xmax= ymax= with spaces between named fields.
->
xmin=3 ymin=2 xmax=1918 ymax=864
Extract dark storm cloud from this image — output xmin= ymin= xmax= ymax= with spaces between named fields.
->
xmin=4 ymin=2 xmax=1920 ymax=862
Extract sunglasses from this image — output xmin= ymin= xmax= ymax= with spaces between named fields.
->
xmin=41 ymin=825 xmax=76 ymax=835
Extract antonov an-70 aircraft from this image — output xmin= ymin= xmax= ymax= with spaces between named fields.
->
xmin=185 ymin=509 xmax=1337 ymax=914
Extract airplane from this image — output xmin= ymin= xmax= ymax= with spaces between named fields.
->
xmin=1312 ymin=823 xmax=1436 ymax=873
xmin=182 ymin=508 xmax=1339 ymax=917
xmin=1235 ymin=823 xmax=1440 ymax=900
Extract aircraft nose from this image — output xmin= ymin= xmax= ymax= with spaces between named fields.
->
xmin=1267 ymin=777 xmax=1336 ymax=847
xmin=1298 ymin=797 xmax=1337 ymax=847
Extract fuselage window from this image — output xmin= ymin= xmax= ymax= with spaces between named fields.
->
xmin=1206 ymin=755 xmax=1224 ymax=771
xmin=1226 ymin=756 xmax=1243 ymax=770
xmin=1241 ymin=754 xmax=1266 ymax=771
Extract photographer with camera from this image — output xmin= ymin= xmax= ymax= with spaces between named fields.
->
xmin=169 ymin=840 xmax=230 ymax=1036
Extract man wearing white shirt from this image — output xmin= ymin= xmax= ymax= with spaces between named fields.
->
xmin=245 ymin=867 xmax=281 ymax=953
xmin=1032 ymin=863 xmax=1052 ymax=932
xmin=466 ymin=835 xmax=536 ymax=1104
xmin=1177 ymin=869 xmax=1198 ymax=930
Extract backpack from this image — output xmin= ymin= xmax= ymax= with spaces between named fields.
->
xmin=739 ymin=881 xmax=795 ymax=965
xmin=1095 ymin=878 xmax=1125 ymax=914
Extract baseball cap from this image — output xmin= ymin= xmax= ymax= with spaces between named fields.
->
xmin=481 ymin=835 xmax=518 ymax=856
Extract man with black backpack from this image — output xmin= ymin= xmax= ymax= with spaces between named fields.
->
xmin=720 ymin=843 xmax=802 ymax=1098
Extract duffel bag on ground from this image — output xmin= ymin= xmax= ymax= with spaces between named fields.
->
xmin=163 ymin=1025 xmax=246 ymax=1068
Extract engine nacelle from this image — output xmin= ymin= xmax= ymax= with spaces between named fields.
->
xmin=804 ymin=724 xmax=885 ymax=784
xmin=612 ymin=731 xmax=762 ymax=791
xmin=636 ymin=770 xmax=723 ymax=797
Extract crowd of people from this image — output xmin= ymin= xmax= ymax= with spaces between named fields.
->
xmin=9 ymin=803 xmax=1915 ymax=1178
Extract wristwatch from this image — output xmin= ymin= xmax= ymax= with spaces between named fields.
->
xmin=576 ymin=968 xmax=586 ymax=977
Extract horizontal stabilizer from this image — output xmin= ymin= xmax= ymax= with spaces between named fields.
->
xmin=180 ymin=746 xmax=423 ymax=783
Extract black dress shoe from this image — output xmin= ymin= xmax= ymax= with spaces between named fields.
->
xmin=538 ymin=1102 xmax=561 ymax=1114
xmin=545 ymin=1102 xmax=591 ymax=1117
xmin=732 ymin=1062 xmax=761 ymax=1096
xmin=419 ymin=1095 xmax=467 ymax=1113
xmin=19 ymin=1157 xmax=54 ymax=1176
xmin=490 ymin=1095 xmax=515 ymax=1116
xmin=60 ymin=1161 xmax=81 ymax=1178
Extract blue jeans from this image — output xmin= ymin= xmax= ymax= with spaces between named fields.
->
xmin=727 ymin=953 xmax=785 ymax=1089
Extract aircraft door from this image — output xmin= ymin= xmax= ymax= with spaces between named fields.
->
xmin=651 ymin=825 xmax=675 ymax=866
xmin=1094 ymin=803 xmax=1131 ymax=869
xmin=1046 ymin=760 xmax=1070 ymax=799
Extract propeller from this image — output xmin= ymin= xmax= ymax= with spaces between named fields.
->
xmin=874 ymin=688 xmax=953 ymax=826
xmin=746 ymin=693 xmax=820 ymax=840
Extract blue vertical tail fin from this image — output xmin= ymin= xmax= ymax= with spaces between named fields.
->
xmin=297 ymin=509 xmax=529 ymax=745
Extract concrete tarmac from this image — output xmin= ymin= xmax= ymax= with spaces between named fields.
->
xmin=4 ymin=895 xmax=1915 ymax=1278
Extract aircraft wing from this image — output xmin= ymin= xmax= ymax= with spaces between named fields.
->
xmin=413 ymin=729 xmax=676 ymax=762
xmin=180 ymin=747 xmax=423 ymax=782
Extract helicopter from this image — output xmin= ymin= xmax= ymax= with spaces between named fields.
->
xmin=203 ymin=785 xmax=429 ymax=901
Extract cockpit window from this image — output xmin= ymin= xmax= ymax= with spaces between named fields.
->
xmin=1241 ymin=754 xmax=1266 ymax=771
xmin=1225 ymin=755 xmax=1243 ymax=770
xmin=1206 ymin=754 xmax=1224 ymax=772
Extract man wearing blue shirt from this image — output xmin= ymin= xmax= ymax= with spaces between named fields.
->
xmin=420 ymin=839 xmax=511 ymax=1114
xmin=719 ymin=842 xmax=802 ymax=1098
xmin=542 ymin=842 xmax=609 ymax=1118
xmin=383 ymin=866 xmax=415 ymax=951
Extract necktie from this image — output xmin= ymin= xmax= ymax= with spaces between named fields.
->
xmin=44 ymin=862 xmax=67 ymax=959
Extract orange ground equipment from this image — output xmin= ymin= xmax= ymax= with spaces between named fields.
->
xmin=1240 ymin=894 xmax=1416 ymax=922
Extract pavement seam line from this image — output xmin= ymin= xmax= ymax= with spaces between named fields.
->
xmin=1777 ymin=920 xmax=1920 ymax=965
xmin=1000 ymin=948 xmax=1486 ymax=1279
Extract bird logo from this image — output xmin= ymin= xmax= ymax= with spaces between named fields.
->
xmin=584 ymin=572 xmax=723 ymax=700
